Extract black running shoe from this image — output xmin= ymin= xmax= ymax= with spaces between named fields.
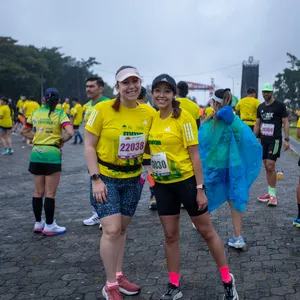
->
xmin=160 ymin=283 xmax=183 ymax=300
xmin=223 ymin=273 xmax=239 ymax=300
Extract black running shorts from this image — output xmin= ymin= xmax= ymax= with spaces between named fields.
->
xmin=29 ymin=162 xmax=61 ymax=175
xmin=261 ymin=138 xmax=282 ymax=161
xmin=154 ymin=176 xmax=208 ymax=216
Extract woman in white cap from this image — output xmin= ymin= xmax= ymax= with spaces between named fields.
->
xmin=199 ymin=88 xmax=262 ymax=249
xmin=84 ymin=66 xmax=156 ymax=300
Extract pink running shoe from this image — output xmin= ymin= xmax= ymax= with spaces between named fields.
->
xmin=102 ymin=284 xmax=123 ymax=300
xmin=257 ymin=193 xmax=270 ymax=202
xmin=268 ymin=196 xmax=277 ymax=206
xmin=117 ymin=274 xmax=140 ymax=295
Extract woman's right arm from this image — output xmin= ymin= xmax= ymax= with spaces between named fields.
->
xmin=84 ymin=130 xmax=107 ymax=203
xmin=61 ymin=124 xmax=74 ymax=143
xmin=21 ymin=125 xmax=34 ymax=139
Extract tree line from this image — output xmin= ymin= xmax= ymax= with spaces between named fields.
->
xmin=274 ymin=52 xmax=300 ymax=111
xmin=0 ymin=37 xmax=115 ymax=104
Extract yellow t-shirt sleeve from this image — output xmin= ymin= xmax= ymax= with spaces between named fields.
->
xmin=181 ymin=113 xmax=199 ymax=148
xmin=85 ymin=106 xmax=103 ymax=136
xmin=235 ymin=101 xmax=240 ymax=111
xmin=195 ymin=106 xmax=200 ymax=119
xmin=60 ymin=111 xmax=71 ymax=126
xmin=0 ymin=107 xmax=3 ymax=117
xmin=297 ymin=118 xmax=300 ymax=128
xmin=27 ymin=112 xmax=33 ymax=125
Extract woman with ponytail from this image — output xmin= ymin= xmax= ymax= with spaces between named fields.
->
xmin=21 ymin=88 xmax=74 ymax=236
xmin=0 ymin=97 xmax=14 ymax=155
xmin=199 ymin=89 xmax=262 ymax=249
xmin=148 ymin=75 xmax=238 ymax=300
xmin=84 ymin=66 xmax=155 ymax=300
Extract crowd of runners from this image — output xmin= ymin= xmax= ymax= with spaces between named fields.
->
xmin=1 ymin=65 xmax=300 ymax=300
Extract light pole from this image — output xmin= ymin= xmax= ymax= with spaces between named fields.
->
xmin=228 ymin=76 xmax=235 ymax=94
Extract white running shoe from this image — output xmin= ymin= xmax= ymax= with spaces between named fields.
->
xmin=42 ymin=221 xmax=66 ymax=236
xmin=83 ymin=211 xmax=100 ymax=226
xmin=99 ymin=223 xmax=102 ymax=230
xmin=33 ymin=220 xmax=45 ymax=233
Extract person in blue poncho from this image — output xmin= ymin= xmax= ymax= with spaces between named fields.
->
xmin=198 ymin=88 xmax=262 ymax=249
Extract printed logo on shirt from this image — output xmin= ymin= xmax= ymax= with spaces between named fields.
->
xmin=143 ymin=120 xmax=148 ymax=125
xmin=261 ymin=112 xmax=274 ymax=121
xmin=183 ymin=122 xmax=194 ymax=142
xmin=87 ymin=109 xmax=98 ymax=127
xmin=164 ymin=127 xmax=171 ymax=132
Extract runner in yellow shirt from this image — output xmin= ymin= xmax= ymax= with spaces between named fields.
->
xmin=204 ymin=104 xmax=215 ymax=117
xmin=176 ymin=81 xmax=200 ymax=128
xmin=13 ymin=93 xmax=27 ymax=134
xmin=71 ymin=98 xmax=83 ymax=144
xmin=148 ymin=74 xmax=238 ymax=300
xmin=84 ymin=66 xmax=155 ymax=299
xmin=0 ymin=98 xmax=14 ymax=154
xmin=235 ymin=87 xmax=260 ymax=131
xmin=23 ymin=97 xmax=40 ymax=119
xmin=21 ymin=88 xmax=74 ymax=236
xmin=62 ymin=98 xmax=70 ymax=116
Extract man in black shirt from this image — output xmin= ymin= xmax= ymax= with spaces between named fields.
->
xmin=254 ymin=83 xmax=290 ymax=206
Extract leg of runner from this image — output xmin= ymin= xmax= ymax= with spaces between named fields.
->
xmin=227 ymin=201 xmax=246 ymax=249
xmin=293 ymin=177 xmax=300 ymax=228
xmin=32 ymin=175 xmax=45 ymax=233
xmin=42 ymin=171 xmax=66 ymax=236
xmin=192 ymin=213 xmax=238 ymax=300
xmin=5 ymin=129 xmax=14 ymax=154
xmin=159 ymin=215 xmax=183 ymax=300
xmin=0 ymin=129 xmax=8 ymax=155
xmin=83 ymin=179 xmax=101 ymax=227
xmin=264 ymin=159 xmax=277 ymax=206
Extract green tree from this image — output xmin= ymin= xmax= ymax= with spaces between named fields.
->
xmin=0 ymin=36 xmax=115 ymax=104
xmin=274 ymin=53 xmax=300 ymax=110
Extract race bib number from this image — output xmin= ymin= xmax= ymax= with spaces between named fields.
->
xmin=261 ymin=123 xmax=274 ymax=137
xmin=151 ymin=152 xmax=171 ymax=176
xmin=118 ymin=134 xmax=145 ymax=159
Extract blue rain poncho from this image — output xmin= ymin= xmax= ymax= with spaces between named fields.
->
xmin=199 ymin=106 xmax=262 ymax=212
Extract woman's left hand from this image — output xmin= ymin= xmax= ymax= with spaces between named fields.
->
xmin=196 ymin=189 xmax=208 ymax=211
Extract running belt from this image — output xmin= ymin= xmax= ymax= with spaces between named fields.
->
xmin=97 ymin=157 xmax=141 ymax=172
xmin=34 ymin=144 xmax=60 ymax=149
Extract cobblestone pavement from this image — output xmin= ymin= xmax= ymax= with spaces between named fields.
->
xmin=1 ymin=134 xmax=300 ymax=300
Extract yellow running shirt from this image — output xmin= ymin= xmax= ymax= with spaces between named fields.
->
xmin=70 ymin=107 xmax=75 ymax=117
xmin=235 ymin=97 xmax=260 ymax=126
xmin=140 ymin=104 xmax=157 ymax=161
xmin=177 ymin=97 xmax=200 ymax=121
xmin=73 ymin=103 xmax=83 ymax=125
xmin=85 ymin=99 xmax=155 ymax=179
xmin=56 ymin=103 xmax=62 ymax=110
xmin=16 ymin=99 xmax=27 ymax=114
xmin=62 ymin=102 xmax=70 ymax=114
xmin=148 ymin=109 xmax=198 ymax=184
xmin=205 ymin=106 xmax=215 ymax=116
xmin=23 ymin=101 xmax=40 ymax=119
xmin=84 ymin=97 xmax=110 ymax=122
xmin=0 ymin=105 xmax=13 ymax=128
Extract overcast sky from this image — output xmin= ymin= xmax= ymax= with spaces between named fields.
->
xmin=1 ymin=0 xmax=300 ymax=104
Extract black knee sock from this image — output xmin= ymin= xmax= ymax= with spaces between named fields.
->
xmin=32 ymin=197 xmax=43 ymax=222
xmin=44 ymin=197 xmax=55 ymax=225
xmin=298 ymin=204 xmax=300 ymax=219
xmin=150 ymin=187 xmax=155 ymax=199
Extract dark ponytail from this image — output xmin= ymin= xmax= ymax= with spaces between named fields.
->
xmin=46 ymin=95 xmax=59 ymax=118
xmin=172 ymin=98 xmax=181 ymax=119
xmin=112 ymin=93 xmax=121 ymax=112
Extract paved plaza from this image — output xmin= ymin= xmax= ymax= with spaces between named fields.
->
xmin=1 ymin=135 xmax=300 ymax=300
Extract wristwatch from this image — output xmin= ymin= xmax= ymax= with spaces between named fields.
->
xmin=90 ymin=174 xmax=101 ymax=181
xmin=196 ymin=184 xmax=206 ymax=190
xmin=284 ymin=137 xmax=290 ymax=142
